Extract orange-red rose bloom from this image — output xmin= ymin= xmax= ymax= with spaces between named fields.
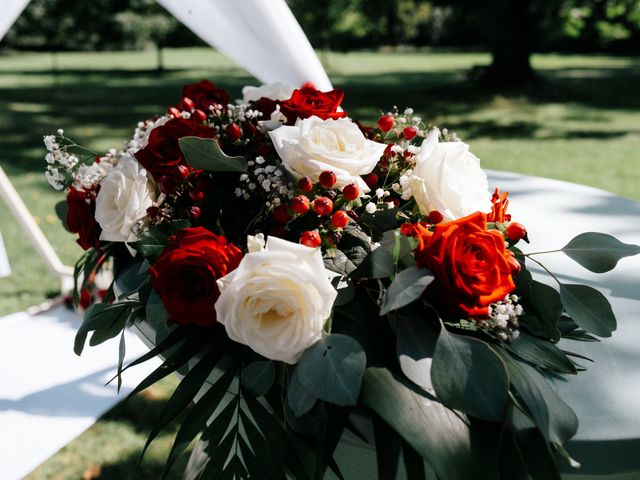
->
xmin=487 ymin=188 xmax=511 ymax=223
xmin=150 ymin=227 xmax=242 ymax=326
xmin=279 ymin=86 xmax=347 ymax=125
xmin=413 ymin=212 xmax=515 ymax=317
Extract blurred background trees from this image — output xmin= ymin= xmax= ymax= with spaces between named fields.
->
xmin=1 ymin=0 xmax=639 ymax=83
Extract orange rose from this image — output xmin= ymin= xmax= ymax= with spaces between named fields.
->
xmin=413 ymin=212 xmax=516 ymax=317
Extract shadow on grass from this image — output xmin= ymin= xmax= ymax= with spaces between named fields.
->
xmin=1 ymin=60 xmax=639 ymax=177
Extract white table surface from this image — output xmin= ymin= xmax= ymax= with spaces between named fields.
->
xmin=0 ymin=304 xmax=160 ymax=480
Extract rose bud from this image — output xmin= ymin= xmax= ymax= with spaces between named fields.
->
xmin=377 ymin=114 xmax=395 ymax=132
xmin=319 ymin=170 xmax=337 ymax=189
xmin=290 ymin=195 xmax=310 ymax=214
xmin=226 ymin=123 xmax=242 ymax=142
xmin=384 ymin=143 xmax=395 ymax=156
xmin=403 ymin=127 xmax=417 ymax=140
xmin=189 ymin=189 xmax=204 ymax=202
xmin=342 ymin=183 xmax=359 ymax=201
xmin=297 ymin=176 xmax=314 ymax=193
xmin=313 ymin=197 xmax=333 ymax=216
xmin=158 ymin=175 xmax=179 ymax=194
xmin=147 ymin=205 xmax=160 ymax=220
xmin=168 ymin=106 xmax=181 ymax=118
xmin=331 ymin=210 xmax=349 ymax=229
xmin=273 ymin=204 xmax=292 ymax=224
xmin=300 ymin=230 xmax=322 ymax=248
xmin=428 ymin=210 xmax=444 ymax=224
xmin=189 ymin=205 xmax=202 ymax=220
xmin=506 ymin=222 xmax=527 ymax=242
xmin=177 ymin=164 xmax=190 ymax=180
xmin=243 ymin=122 xmax=257 ymax=137
xmin=362 ymin=173 xmax=379 ymax=190
xmin=193 ymin=109 xmax=207 ymax=122
xmin=180 ymin=96 xmax=195 ymax=111
xmin=507 ymin=254 xmax=522 ymax=274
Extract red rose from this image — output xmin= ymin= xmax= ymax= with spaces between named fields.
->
xmin=182 ymin=80 xmax=230 ymax=111
xmin=150 ymin=227 xmax=242 ymax=326
xmin=135 ymin=117 xmax=215 ymax=181
xmin=413 ymin=212 xmax=515 ymax=317
xmin=182 ymin=80 xmax=229 ymax=113
xmin=279 ymin=86 xmax=347 ymax=125
xmin=66 ymin=187 xmax=101 ymax=250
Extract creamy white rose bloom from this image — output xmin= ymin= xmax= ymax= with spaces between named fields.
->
xmin=95 ymin=154 xmax=156 ymax=243
xmin=242 ymin=82 xmax=295 ymax=103
xmin=269 ymin=116 xmax=386 ymax=193
xmin=215 ymin=236 xmax=337 ymax=364
xmin=409 ymin=130 xmax=492 ymax=221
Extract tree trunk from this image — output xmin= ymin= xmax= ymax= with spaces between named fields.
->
xmin=482 ymin=0 xmax=535 ymax=86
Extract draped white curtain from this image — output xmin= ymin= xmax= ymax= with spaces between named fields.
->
xmin=0 ymin=0 xmax=332 ymax=90
xmin=154 ymin=0 xmax=332 ymax=90
xmin=0 ymin=0 xmax=29 ymax=43
xmin=0 ymin=231 xmax=10 ymax=278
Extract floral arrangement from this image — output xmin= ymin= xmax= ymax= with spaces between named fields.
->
xmin=45 ymin=80 xmax=640 ymax=479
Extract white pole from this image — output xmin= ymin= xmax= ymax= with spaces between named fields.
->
xmin=0 ymin=166 xmax=73 ymax=292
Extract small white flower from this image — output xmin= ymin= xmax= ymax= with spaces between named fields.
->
xmin=365 ymin=202 xmax=377 ymax=214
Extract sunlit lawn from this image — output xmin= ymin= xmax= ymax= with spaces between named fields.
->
xmin=0 ymin=47 xmax=638 ymax=478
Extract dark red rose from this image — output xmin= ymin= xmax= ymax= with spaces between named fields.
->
xmin=413 ymin=212 xmax=516 ymax=318
xmin=250 ymin=97 xmax=279 ymax=120
xmin=279 ymin=86 xmax=347 ymax=125
xmin=182 ymin=80 xmax=230 ymax=111
xmin=66 ymin=187 xmax=101 ymax=250
xmin=150 ymin=227 xmax=243 ymax=326
xmin=135 ymin=117 xmax=215 ymax=181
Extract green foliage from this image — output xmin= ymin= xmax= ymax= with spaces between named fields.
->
xmin=379 ymin=266 xmax=434 ymax=315
xmin=561 ymin=232 xmax=640 ymax=273
xmin=178 ymin=136 xmax=247 ymax=173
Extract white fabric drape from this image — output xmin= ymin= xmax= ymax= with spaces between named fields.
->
xmin=154 ymin=0 xmax=332 ymax=90
xmin=0 ymin=0 xmax=30 ymax=42
xmin=0 ymin=231 xmax=10 ymax=278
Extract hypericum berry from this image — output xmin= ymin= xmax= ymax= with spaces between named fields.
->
xmin=180 ymin=97 xmax=195 ymax=111
xmin=273 ymin=205 xmax=293 ymax=224
xmin=226 ymin=123 xmax=242 ymax=142
xmin=189 ymin=206 xmax=202 ymax=220
xmin=168 ymin=107 xmax=181 ymax=118
xmin=506 ymin=222 xmax=527 ymax=242
xmin=362 ymin=173 xmax=379 ymax=190
xmin=346 ymin=209 xmax=359 ymax=222
xmin=177 ymin=165 xmax=190 ymax=179
xmin=297 ymin=176 xmax=314 ymax=192
xmin=342 ymin=183 xmax=360 ymax=201
xmin=290 ymin=195 xmax=310 ymax=214
xmin=403 ymin=127 xmax=417 ymax=140
xmin=313 ymin=197 xmax=333 ymax=216
xmin=189 ymin=190 xmax=204 ymax=202
xmin=331 ymin=210 xmax=349 ymax=229
xmin=319 ymin=170 xmax=337 ymax=189
xmin=193 ymin=109 xmax=207 ymax=122
xmin=428 ymin=210 xmax=444 ymax=224
xmin=377 ymin=114 xmax=395 ymax=132
xmin=158 ymin=175 xmax=179 ymax=194
xmin=300 ymin=230 xmax=321 ymax=248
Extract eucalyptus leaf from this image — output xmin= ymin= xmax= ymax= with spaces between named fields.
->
xmin=379 ymin=266 xmax=434 ymax=316
xmin=561 ymin=232 xmax=640 ymax=273
xmin=241 ymin=361 xmax=275 ymax=397
xmin=559 ymin=283 xmax=616 ymax=337
xmin=507 ymin=332 xmax=576 ymax=374
xmin=179 ymin=136 xmax=247 ymax=172
xmin=521 ymin=281 xmax=562 ymax=341
xmin=361 ymin=368 xmax=476 ymax=480
xmin=395 ymin=313 xmax=438 ymax=391
xmin=287 ymin=368 xmax=317 ymax=417
xmin=431 ymin=329 xmax=509 ymax=422
xmin=297 ymin=334 xmax=366 ymax=406
xmin=146 ymin=289 xmax=169 ymax=323
xmin=373 ymin=414 xmax=401 ymax=480
xmin=370 ymin=246 xmax=395 ymax=279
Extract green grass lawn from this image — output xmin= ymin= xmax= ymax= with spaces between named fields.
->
xmin=1 ymin=47 xmax=639 ymax=479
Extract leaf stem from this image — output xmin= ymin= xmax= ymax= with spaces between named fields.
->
xmin=523 ymin=249 xmax=562 ymax=257
xmin=526 ymin=255 xmax=561 ymax=286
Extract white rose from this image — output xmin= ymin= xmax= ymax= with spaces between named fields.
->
xmin=95 ymin=154 xmax=156 ymax=242
xmin=269 ymin=116 xmax=386 ymax=192
xmin=409 ymin=130 xmax=491 ymax=221
xmin=215 ymin=236 xmax=337 ymax=364
xmin=242 ymin=83 xmax=295 ymax=103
